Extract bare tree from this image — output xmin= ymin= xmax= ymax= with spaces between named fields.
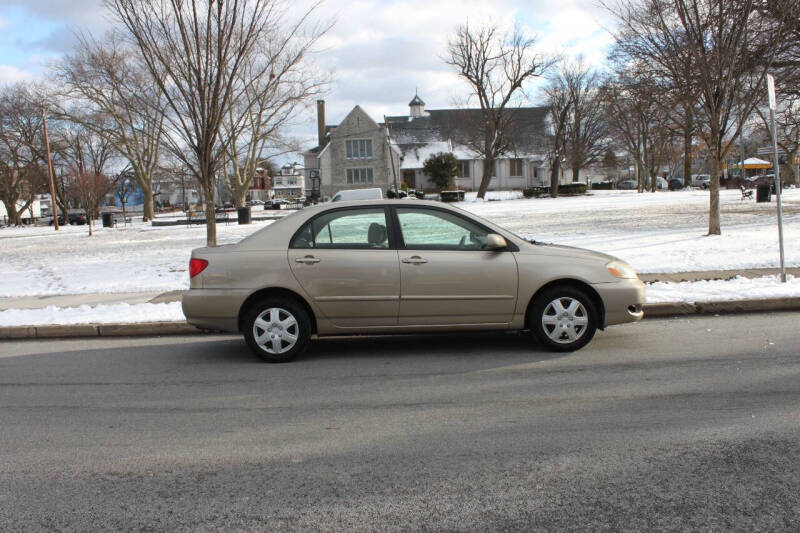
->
xmin=222 ymin=28 xmax=328 ymax=207
xmin=445 ymin=23 xmax=552 ymax=199
xmin=563 ymin=60 xmax=609 ymax=183
xmin=69 ymin=171 xmax=115 ymax=236
xmin=106 ymin=0 xmax=326 ymax=246
xmin=55 ymin=32 xmax=165 ymax=221
xmin=607 ymin=0 xmax=700 ymax=188
xmin=601 ymin=68 xmax=676 ymax=192
xmin=605 ymin=0 xmax=791 ymax=234
xmin=755 ymin=96 xmax=800 ymax=186
xmin=544 ymin=81 xmax=571 ymax=197
xmin=0 ymin=84 xmax=48 ymax=226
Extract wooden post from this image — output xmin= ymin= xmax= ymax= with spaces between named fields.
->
xmin=42 ymin=107 xmax=59 ymax=230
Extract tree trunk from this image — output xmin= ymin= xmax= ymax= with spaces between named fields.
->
xmin=683 ymin=105 xmax=693 ymax=187
xmin=550 ymin=159 xmax=560 ymax=198
xmin=140 ymin=182 xmax=154 ymax=222
xmin=477 ymin=157 xmax=493 ymax=199
xmin=233 ymin=186 xmax=248 ymax=208
xmin=202 ymin=179 xmax=217 ymax=246
xmin=88 ymin=216 xmax=94 ymax=236
xmin=572 ymin=166 xmax=580 ymax=183
xmin=708 ymin=152 xmax=721 ymax=235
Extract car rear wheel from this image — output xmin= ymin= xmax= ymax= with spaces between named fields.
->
xmin=243 ymin=298 xmax=311 ymax=362
xmin=530 ymin=287 xmax=597 ymax=352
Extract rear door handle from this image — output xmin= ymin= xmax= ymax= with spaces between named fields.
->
xmin=295 ymin=255 xmax=321 ymax=264
xmin=401 ymin=256 xmax=428 ymax=265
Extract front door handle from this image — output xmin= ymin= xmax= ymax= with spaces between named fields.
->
xmin=295 ymin=255 xmax=321 ymax=264
xmin=401 ymin=256 xmax=428 ymax=265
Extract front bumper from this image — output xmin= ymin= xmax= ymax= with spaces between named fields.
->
xmin=181 ymin=288 xmax=251 ymax=332
xmin=592 ymin=278 xmax=646 ymax=327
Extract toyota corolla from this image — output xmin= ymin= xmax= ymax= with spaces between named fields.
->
xmin=182 ymin=200 xmax=645 ymax=362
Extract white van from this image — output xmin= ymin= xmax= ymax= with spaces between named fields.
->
xmin=330 ymin=188 xmax=383 ymax=202
xmin=691 ymin=174 xmax=711 ymax=189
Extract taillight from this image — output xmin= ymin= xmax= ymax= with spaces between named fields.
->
xmin=189 ymin=258 xmax=209 ymax=278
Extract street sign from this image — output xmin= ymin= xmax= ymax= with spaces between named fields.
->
xmin=766 ymin=73 xmax=785 ymax=282
xmin=767 ymin=74 xmax=776 ymax=111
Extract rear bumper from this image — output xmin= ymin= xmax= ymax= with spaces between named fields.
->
xmin=593 ymin=278 xmax=646 ymax=327
xmin=181 ymin=289 xmax=250 ymax=333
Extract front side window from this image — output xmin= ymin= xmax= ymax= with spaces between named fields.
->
xmin=346 ymin=168 xmax=374 ymax=184
xmin=290 ymin=208 xmax=388 ymax=249
xmin=396 ymin=208 xmax=491 ymax=250
xmin=345 ymin=139 xmax=373 ymax=159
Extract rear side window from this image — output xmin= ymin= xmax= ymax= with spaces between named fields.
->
xmin=290 ymin=208 xmax=389 ymax=249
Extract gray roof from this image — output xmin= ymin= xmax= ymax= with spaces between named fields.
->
xmin=385 ymin=107 xmax=550 ymax=156
xmin=408 ymin=95 xmax=425 ymax=106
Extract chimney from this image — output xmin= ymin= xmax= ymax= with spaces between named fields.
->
xmin=317 ymin=100 xmax=326 ymax=148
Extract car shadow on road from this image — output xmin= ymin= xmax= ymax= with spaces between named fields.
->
xmin=300 ymin=331 xmax=565 ymax=363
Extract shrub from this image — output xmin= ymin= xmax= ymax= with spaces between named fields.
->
xmin=591 ymin=181 xmax=614 ymax=190
xmin=558 ymin=183 xmax=587 ymax=195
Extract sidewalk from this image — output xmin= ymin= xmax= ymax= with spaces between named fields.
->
xmin=1 ymin=267 xmax=798 ymax=339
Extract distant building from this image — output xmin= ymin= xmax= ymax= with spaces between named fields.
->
xmin=303 ymin=95 xmax=577 ymax=197
xmin=271 ymin=163 xmax=306 ymax=200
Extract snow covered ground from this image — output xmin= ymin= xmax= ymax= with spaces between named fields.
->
xmin=1 ymin=188 xmax=798 ymax=326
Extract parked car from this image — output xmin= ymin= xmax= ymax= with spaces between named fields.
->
xmin=668 ymin=178 xmax=685 ymax=191
xmin=691 ymin=174 xmax=711 ymax=189
xmin=617 ymin=180 xmax=637 ymax=190
xmin=182 ymin=199 xmax=645 ymax=362
xmin=330 ymin=188 xmax=383 ymax=202
xmin=655 ymin=177 xmax=668 ymax=190
xmin=67 ymin=209 xmax=87 ymax=225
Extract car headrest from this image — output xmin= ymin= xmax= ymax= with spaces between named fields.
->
xmin=367 ymin=222 xmax=387 ymax=246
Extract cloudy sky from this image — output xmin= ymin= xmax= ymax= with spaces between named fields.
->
xmin=0 ymin=0 xmax=617 ymax=153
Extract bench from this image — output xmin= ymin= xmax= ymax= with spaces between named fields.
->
xmin=740 ymin=185 xmax=753 ymax=200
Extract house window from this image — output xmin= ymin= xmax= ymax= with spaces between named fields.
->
xmin=274 ymin=177 xmax=283 ymax=185
xmin=510 ymin=159 xmax=524 ymax=177
xmin=345 ymin=139 xmax=373 ymax=159
xmin=346 ymin=168 xmax=374 ymax=184
xmin=457 ymin=160 xmax=470 ymax=178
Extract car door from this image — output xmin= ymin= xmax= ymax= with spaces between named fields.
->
xmin=288 ymin=206 xmax=400 ymax=328
xmin=393 ymin=206 xmax=518 ymax=326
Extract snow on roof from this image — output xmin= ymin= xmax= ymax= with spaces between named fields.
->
xmin=396 ymin=141 xmax=451 ymax=169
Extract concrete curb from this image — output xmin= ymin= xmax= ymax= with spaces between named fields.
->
xmin=0 ymin=298 xmax=800 ymax=339
xmin=0 ymin=322 xmax=202 ymax=340
xmin=1 ymin=297 xmax=798 ymax=340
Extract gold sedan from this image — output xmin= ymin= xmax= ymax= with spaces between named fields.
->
xmin=182 ymin=200 xmax=645 ymax=362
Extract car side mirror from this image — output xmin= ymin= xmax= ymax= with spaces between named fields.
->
xmin=486 ymin=233 xmax=507 ymax=250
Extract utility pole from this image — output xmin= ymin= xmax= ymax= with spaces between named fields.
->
xmin=384 ymin=117 xmax=399 ymax=192
xmin=42 ymin=107 xmax=59 ymax=230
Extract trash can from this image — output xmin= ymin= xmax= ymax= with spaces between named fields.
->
xmin=756 ymin=184 xmax=771 ymax=203
xmin=237 ymin=206 xmax=251 ymax=224
xmin=102 ymin=212 xmax=114 ymax=227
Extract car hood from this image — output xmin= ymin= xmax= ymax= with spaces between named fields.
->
xmin=520 ymin=241 xmax=621 ymax=264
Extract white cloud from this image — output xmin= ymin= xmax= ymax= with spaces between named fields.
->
xmin=0 ymin=16 xmax=7 ymax=29
xmin=0 ymin=64 xmax=34 ymax=83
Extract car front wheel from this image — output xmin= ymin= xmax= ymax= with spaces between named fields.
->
xmin=530 ymin=287 xmax=598 ymax=352
xmin=243 ymin=298 xmax=311 ymax=362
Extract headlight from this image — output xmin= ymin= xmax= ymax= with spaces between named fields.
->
xmin=606 ymin=260 xmax=638 ymax=279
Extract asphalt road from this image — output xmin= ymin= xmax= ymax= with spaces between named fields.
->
xmin=1 ymin=313 xmax=799 ymax=531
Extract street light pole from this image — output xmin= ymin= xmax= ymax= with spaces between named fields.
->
xmin=42 ymin=107 xmax=59 ymax=230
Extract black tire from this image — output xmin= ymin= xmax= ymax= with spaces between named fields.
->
xmin=243 ymin=297 xmax=311 ymax=362
xmin=529 ymin=286 xmax=598 ymax=352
